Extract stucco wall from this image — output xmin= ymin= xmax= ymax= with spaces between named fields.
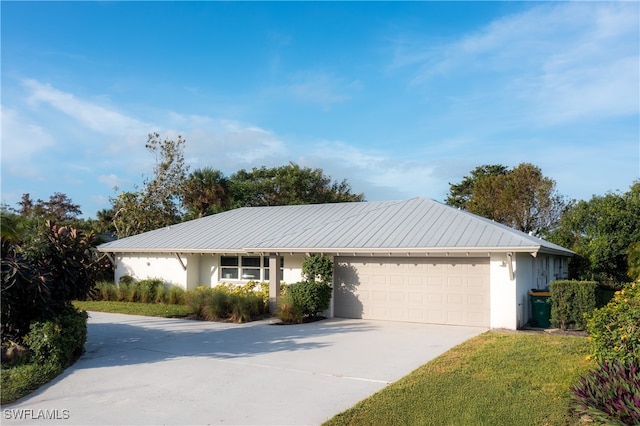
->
xmin=115 ymin=253 xmax=306 ymax=289
xmin=489 ymin=253 xmax=517 ymax=329
xmin=115 ymin=254 xmax=188 ymax=287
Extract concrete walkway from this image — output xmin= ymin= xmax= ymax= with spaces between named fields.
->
xmin=2 ymin=312 xmax=486 ymax=425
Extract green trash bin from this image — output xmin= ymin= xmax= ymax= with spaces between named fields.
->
xmin=529 ymin=291 xmax=551 ymax=328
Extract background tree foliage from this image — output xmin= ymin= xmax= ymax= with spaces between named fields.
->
xmin=447 ymin=163 xmax=567 ymax=235
xmin=547 ymin=182 xmax=640 ymax=284
xmin=229 ymin=162 xmax=365 ymax=208
xmin=181 ymin=167 xmax=230 ymax=219
xmin=445 ymin=165 xmax=509 ymax=209
xmin=13 ymin=193 xmax=82 ymax=223
xmin=111 ymin=133 xmax=188 ymax=237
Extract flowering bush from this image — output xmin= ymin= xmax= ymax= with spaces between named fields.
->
xmin=571 ymin=360 xmax=640 ymax=425
xmin=586 ymin=281 xmax=640 ymax=364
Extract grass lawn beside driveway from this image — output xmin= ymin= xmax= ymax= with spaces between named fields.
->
xmin=73 ymin=301 xmax=193 ymax=318
xmin=325 ymin=331 xmax=591 ymax=426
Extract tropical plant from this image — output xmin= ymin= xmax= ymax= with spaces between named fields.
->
xmin=571 ymin=360 xmax=640 ymax=425
xmin=181 ymin=167 xmax=230 ymax=218
xmin=1 ymin=221 xmax=101 ymax=340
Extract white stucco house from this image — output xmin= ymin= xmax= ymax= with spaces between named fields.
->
xmin=98 ymin=197 xmax=573 ymax=330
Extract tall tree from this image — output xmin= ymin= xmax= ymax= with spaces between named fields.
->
xmin=445 ymin=165 xmax=509 ymax=209
xmin=111 ymin=133 xmax=189 ymax=237
xmin=547 ymin=182 xmax=640 ymax=284
xmin=229 ymin=163 xmax=364 ymax=208
xmin=447 ymin=163 xmax=567 ymax=235
xmin=12 ymin=192 xmax=82 ymax=222
xmin=181 ymin=167 xmax=230 ymax=218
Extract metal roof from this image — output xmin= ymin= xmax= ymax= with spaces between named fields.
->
xmin=97 ymin=197 xmax=574 ymax=256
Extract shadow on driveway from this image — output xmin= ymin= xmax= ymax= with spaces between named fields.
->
xmin=79 ymin=313 xmax=379 ymax=369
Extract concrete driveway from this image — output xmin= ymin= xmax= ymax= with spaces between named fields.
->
xmin=3 ymin=312 xmax=486 ymax=425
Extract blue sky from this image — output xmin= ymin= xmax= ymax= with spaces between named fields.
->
xmin=2 ymin=1 xmax=639 ymax=219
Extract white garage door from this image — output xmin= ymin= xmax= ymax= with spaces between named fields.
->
xmin=333 ymin=257 xmax=490 ymax=327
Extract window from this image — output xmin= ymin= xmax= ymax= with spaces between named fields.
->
xmin=221 ymin=256 xmax=239 ymax=279
xmin=241 ymin=256 xmax=261 ymax=280
xmin=220 ymin=256 xmax=284 ymax=281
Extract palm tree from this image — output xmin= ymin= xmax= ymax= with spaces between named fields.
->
xmin=181 ymin=167 xmax=231 ymax=218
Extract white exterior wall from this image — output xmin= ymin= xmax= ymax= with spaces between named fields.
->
xmin=489 ymin=253 xmax=517 ymax=329
xmin=116 ymin=253 xmax=305 ymax=290
xmin=515 ymin=253 xmax=534 ymax=329
xmin=282 ymin=254 xmax=305 ymax=284
xmin=199 ymin=255 xmax=218 ymax=287
xmin=115 ymin=254 xmax=188 ymax=287
xmin=185 ymin=254 xmax=200 ymax=290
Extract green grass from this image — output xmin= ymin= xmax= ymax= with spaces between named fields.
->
xmin=73 ymin=301 xmax=194 ymax=318
xmin=325 ymin=332 xmax=591 ymax=426
xmin=1 ymin=361 xmax=63 ymax=404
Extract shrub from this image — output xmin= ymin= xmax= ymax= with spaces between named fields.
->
xmin=185 ymin=286 xmax=211 ymax=318
xmin=587 ymin=281 xmax=640 ymax=364
xmin=302 ymin=254 xmax=334 ymax=286
xmin=167 ymin=285 xmax=185 ymax=305
xmin=571 ymin=360 xmax=640 ymax=425
xmin=215 ymin=281 xmax=269 ymax=315
xmin=287 ymin=280 xmax=332 ymax=319
xmin=119 ymin=275 xmax=135 ymax=285
xmin=23 ymin=306 xmax=88 ymax=367
xmin=92 ymin=281 xmax=118 ymax=301
xmin=202 ymin=289 xmax=229 ymax=320
xmin=278 ymin=291 xmax=302 ymax=324
xmin=154 ymin=284 xmax=167 ymax=304
xmin=550 ymin=280 xmax=598 ymax=330
xmin=137 ymin=279 xmax=163 ymax=304
xmin=116 ymin=281 xmax=131 ymax=302
xmin=228 ymin=294 xmax=251 ymax=323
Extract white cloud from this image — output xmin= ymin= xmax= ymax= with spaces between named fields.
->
xmin=0 ymin=106 xmax=55 ymax=177
xmin=0 ymin=105 xmax=54 ymax=165
xmin=391 ymin=2 xmax=639 ymax=125
xmin=23 ymin=79 xmax=152 ymax=135
xmin=304 ymin=140 xmax=443 ymax=201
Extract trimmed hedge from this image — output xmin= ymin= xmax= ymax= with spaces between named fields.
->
xmin=287 ymin=281 xmax=332 ymax=319
xmin=549 ymin=280 xmax=598 ymax=330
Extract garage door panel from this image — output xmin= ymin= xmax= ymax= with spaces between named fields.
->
xmin=334 ymin=257 xmax=489 ymax=327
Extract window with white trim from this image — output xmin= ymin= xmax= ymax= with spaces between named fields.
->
xmin=220 ymin=255 xmax=283 ymax=281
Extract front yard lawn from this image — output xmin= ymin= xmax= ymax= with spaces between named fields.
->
xmin=325 ymin=331 xmax=591 ymax=426
xmin=73 ymin=301 xmax=193 ymax=318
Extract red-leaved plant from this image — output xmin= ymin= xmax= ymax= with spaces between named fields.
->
xmin=571 ymin=360 xmax=640 ymax=425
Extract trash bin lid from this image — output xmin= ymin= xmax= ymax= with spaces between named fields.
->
xmin=528 ymin=291 xmax=551 ymax=296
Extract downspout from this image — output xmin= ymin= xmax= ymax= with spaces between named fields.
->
xmin=506 ymin=252 xmax=514 ymax=281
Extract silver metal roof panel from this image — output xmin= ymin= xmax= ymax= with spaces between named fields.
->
xmin=98 ymin=197 xmax=574 ymax=256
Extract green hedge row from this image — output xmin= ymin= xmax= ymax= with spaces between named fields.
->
xmin=549 ymin=280 xmax=598 ymax=330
